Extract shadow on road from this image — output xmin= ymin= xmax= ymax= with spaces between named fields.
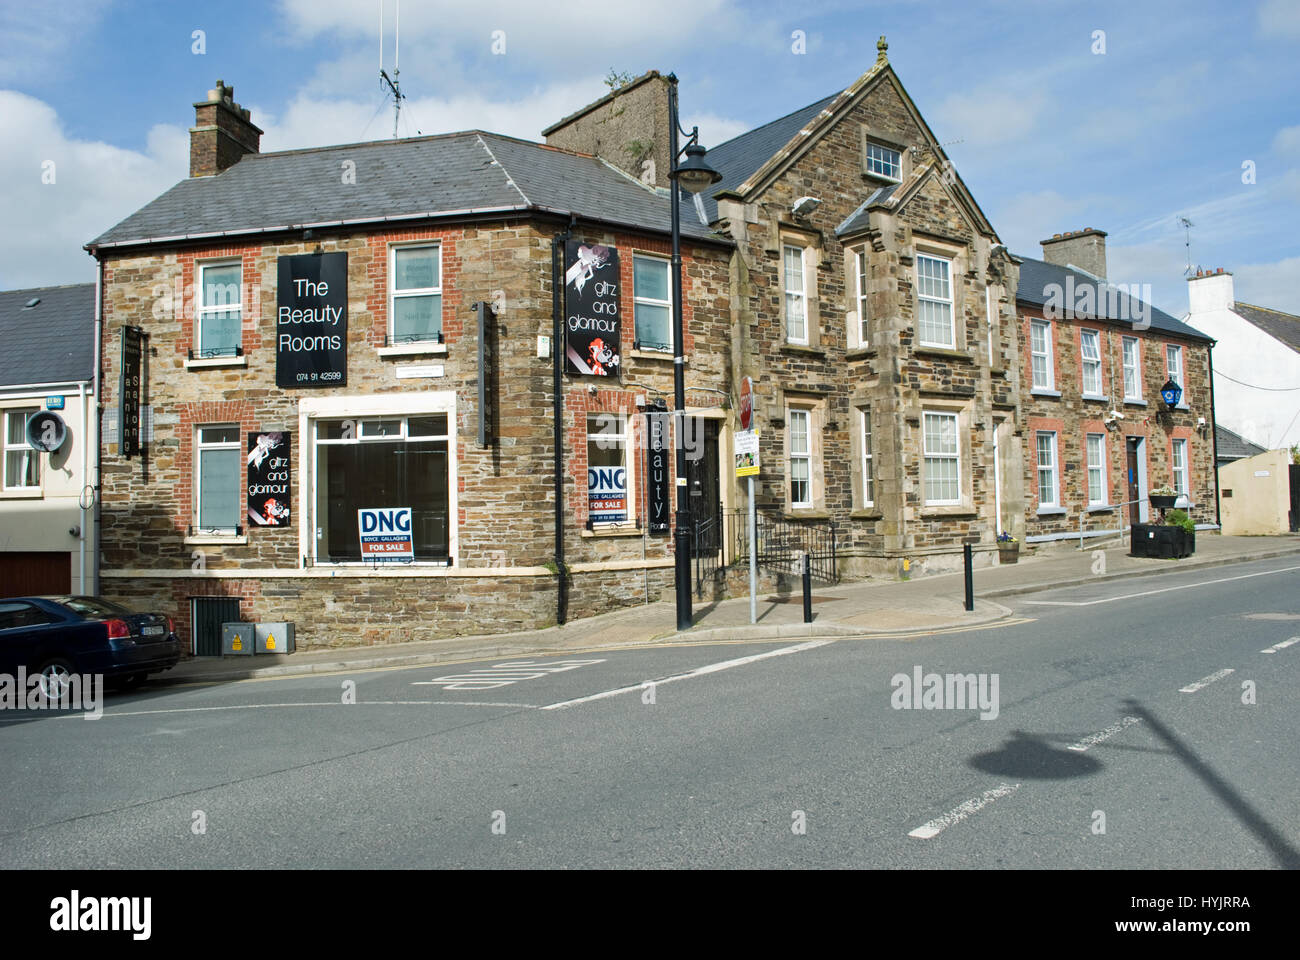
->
xmin=968 ymin=730 xmax=1102 ymax=779
xmin=1123 ymin=698 xmax=1300 ymax=870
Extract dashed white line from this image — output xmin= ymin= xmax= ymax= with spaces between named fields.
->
xmin=1261 ymin=637 xmax=1300 ymax=655
xmin=540 ymin=638 xmax=836 ymax=711
xmin=907 ymin=782 xmax=1021 ymax=840
xmin=1068 ymin=716 xmax=1142 ymax=752
xmin=1179 ymin=668 xmax=1235 ymax=694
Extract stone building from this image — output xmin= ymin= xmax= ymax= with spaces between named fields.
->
xmin=91 ymin=41 xmax=1038 ymax=650
xmin=88 ymin=81 xmax=735 ymax=652
xmin=1013 ymin=229 xmax=1218 ymax=545
xmin=567 ymin=43 xmax=1025 ymax=578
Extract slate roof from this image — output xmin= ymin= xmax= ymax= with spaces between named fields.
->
xmin=835 ymin=184 xmax=899 ymax=238
xmin=691 ymin=92 xmax=840 ymax=224
xmin=1214 ymin=423 xmax=1268 ymax=462
xmin=0 ymin=284 xmax=95 ymax=387
xmin=88 ymin=132 xmax=727 ymax=251
xmin=1016 ymin=256 xmax=1214 ymax=343
xmin=1233 ymin=302 xmax=1300 ymax=353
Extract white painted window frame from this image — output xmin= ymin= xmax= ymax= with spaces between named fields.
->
xmin=783 ymin=244 xmax=808 ymax=345
xmin=1030 ymin=319 xmax=1054 ymax=390
xmin=632 ymin=253 xmax=673 ymax=353
xmin=922 ymin=411 xmax=961 ymax=505
xmin=196 ymin=260 xmax=243 ymax=357
xmin=915 ymin=254 xmax=955 ymax=349
xmin=787 ymin=407 xmax=813 ymax=508
xmin=1036 ymin=430 xmax=1059 ymax=507
xmin=388 ymin=242 xmax=443 ymax=344
xmin=1080 ymin=328 xmax=1103 ymax=396
xmin=1086 ymin=432 xmax=1108 ymax=506
xmin=2 ymin=407 xmax=41 ymax=491
xmin=1122 ymin=336 xmax=1143 ymax=401
xmin=195 ymin=423 xmax=241 ymax=533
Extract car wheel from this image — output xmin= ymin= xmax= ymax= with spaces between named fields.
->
xmin=36 ymin=658 xmax=76 ymax=702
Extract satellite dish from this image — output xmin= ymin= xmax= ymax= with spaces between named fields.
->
xmin=26 ymin=411 xmax=67 ymax=453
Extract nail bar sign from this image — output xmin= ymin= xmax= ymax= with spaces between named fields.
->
xmin=276 ymin=252 xmax=347 ymax=388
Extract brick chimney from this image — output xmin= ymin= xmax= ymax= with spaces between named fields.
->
xmin=542 ymin=71 xmax=672 ymax=189
xmin=189 ymin=80 xmax=262 ymax=178
xmin=1187 ymin=267 xmax=1234 ymax=314
xmin=1040 ymin=228 xmax=1107 ymax=281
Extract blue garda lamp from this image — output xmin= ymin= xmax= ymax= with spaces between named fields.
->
xmin=1160 ymin=378 xmax=1182 ymax=410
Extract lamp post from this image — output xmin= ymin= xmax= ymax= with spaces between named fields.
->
xmin=666 ymin=73 xmax=722 ymax=632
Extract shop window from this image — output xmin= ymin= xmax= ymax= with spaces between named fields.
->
xmin=313 ymin=414 xmax=450 ymax=561
xmin=587 ymin=413 xmax=634 ymax=526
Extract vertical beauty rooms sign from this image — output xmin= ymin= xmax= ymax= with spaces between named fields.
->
xmin=564 ymin=240 xmax=621 ymax=378
xmin=277 ymin=252 xmax=347 ymax=388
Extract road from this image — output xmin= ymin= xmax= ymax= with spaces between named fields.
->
xmin=1 ymin=554 xmax=1297 ymax=869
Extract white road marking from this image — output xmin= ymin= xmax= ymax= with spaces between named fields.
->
xmin=1179 ymin=668 xmax=1235 ymax=694
xmin=1261 ymin=637 xmax=1300 ymax=654
xmin=1068 ymin=716 xmax=1142 ymax=752
xmin=1022 ymin=564 xmax=1300 ymax=606
xmin=413 ymin=659 xmax=606 ymax=691
xmin=23 ymin=700 xmax=539 ymax=721
xmin=907 ymin=782 xmax=1021 ymax=840
xmin=540 ymin=638 xmax=836 ymax=711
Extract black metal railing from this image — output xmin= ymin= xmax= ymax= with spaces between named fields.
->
xmin=726 ymin=509 xmax=839 ymax=584
xmin=692 ymin=507 xmax=722 ymax=598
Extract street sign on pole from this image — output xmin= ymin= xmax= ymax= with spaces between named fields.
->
xmin=735 ymin=426 xmax=760 ymax=624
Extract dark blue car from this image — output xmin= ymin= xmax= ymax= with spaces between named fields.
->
xmin=0 ymin=596 xmax=182 ymax=696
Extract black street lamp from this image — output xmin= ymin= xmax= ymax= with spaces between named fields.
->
xmin=666 ymin=73 xmax=722 ymax=632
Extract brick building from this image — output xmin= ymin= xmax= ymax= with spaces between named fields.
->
xmin=89 ymin=81 xmax=734 ymax=652
xmin=1013 ymin=229 xmax=1217 ymax=546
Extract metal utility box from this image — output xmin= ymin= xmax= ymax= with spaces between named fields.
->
xmin=254 ymin=622 xmax=295 ymax=654
xmin=222 ymin=622 xmax=254 ymax=656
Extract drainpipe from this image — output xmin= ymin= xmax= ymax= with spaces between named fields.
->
xmin=551 ymin=216 xmax=576 ymax=624
xmin=1207 ymin=342 xmax=1221 ymax=528
xmin=92 ymin=254 xmax=104 ymax=596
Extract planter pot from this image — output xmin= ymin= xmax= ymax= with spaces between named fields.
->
xmin=1149 ymin=494 xmax=1178 ymax=510
xmin=1131 ymin=524 xmax=1195 ymax=559
xmin=998 ymin=543 xmax=1019 ymax=564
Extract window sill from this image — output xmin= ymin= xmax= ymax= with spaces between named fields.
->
xmin=845 ymin=347 xmax=876 ymax=361
xmin=850 ymin=509 xmax=883 ymax=520
xmin=185 ymin=535 xmax=248 ymax=545
xmin=779 ymin=343 xmax=826 ymax=358
xmin=1035 ymin=506 xmax=1068 ymax=516
xmin=377 ymin=342 xmax=447 ymax=358
xmin=1030 ymin=387 xmax=1062 ymax=398
xmin=0 ymin=489 xmax=43 ymax=499
xmin=1082 ymin=394 xmax=1109 ymax=403
xmin=783 ymin=508 xmax=830 ymax=519
xmin=919 ymin=506 xmax=978 ymax=518
xmin=581 ymin=526 xmax=643 ymax=538
xmin=1123 ymin=398 xmax=1147 ymax=407
xmin=629 ymin=349 xmax=681 ymax=363
xmin=914 ymin=346 xmax=972 ymax=362
xmin=185 ymin=356 xmax=246 ymax=370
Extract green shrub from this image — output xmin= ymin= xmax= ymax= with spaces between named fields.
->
xmin=1165 ymin=509 xmax=1195 ymax=534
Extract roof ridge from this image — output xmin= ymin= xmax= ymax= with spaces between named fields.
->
xmin=1236 ymin=301 xmax=1299 ymax=320
xmin=0 ymin=282 xmax=95 ymax=295
xmin=474 ymin=133 xmax=531 ymax=206
xmin=243 ymin=129 xmax=485 ymax=161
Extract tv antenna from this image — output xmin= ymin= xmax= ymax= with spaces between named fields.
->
xmin=1177 ymin=216 xmax=1195 ymax=276
xmin=379 ymin=0 xmax=405 ymax=138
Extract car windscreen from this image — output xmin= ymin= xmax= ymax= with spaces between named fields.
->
xmin=54 ymin=597 xmax=134 ymax=619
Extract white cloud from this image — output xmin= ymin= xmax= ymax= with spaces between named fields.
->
xmin=1272 ymin=124 xmax=1300 ymax=159
xmin=0 ymin=91 xmax=189 ymax=290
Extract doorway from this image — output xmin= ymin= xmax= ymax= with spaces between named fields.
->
xmin=1125 ymin=436 xmax=1148 ymax=524
xmin=685 ymin=418 xmax=721 ymax=558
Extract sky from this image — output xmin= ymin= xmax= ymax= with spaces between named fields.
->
xmin=3 ymin=0 xmax=1299 ymax=319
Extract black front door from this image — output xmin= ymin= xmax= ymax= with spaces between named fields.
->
xmin=686 ymin=419 xmax=721 ymax=556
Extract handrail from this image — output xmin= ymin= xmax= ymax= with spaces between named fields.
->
xmin=1078 ymin=497 xmax=1144 ymax=549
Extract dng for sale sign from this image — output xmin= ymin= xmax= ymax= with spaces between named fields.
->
xmin=587 ymin=466 xmax=627 ymax=524
xmin=358 ymin=507 xmax=414 ymax=561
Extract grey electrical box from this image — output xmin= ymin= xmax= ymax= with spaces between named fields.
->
xmin=255 ymin=622 xmax=295 ymax=654
xmin=222 ymin=622 xmax=254 ymax=656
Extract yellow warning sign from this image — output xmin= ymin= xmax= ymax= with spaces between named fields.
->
xmin=266 ymin=634 xmax=276 ymax=651
xmin=232 ymin=635 xmax=243 ymax=651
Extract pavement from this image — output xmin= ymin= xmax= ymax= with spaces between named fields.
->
xmin=160 ymin=532 xmax=1300 ymax=684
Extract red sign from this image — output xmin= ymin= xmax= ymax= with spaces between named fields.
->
xmin=738 ymin=377 xmax=754 ymax=432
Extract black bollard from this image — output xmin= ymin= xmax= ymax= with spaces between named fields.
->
xmin=963 ymin=542 xmax=974 ymax=612
xmin=802 ymin=552 xmax=813 ymax=624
